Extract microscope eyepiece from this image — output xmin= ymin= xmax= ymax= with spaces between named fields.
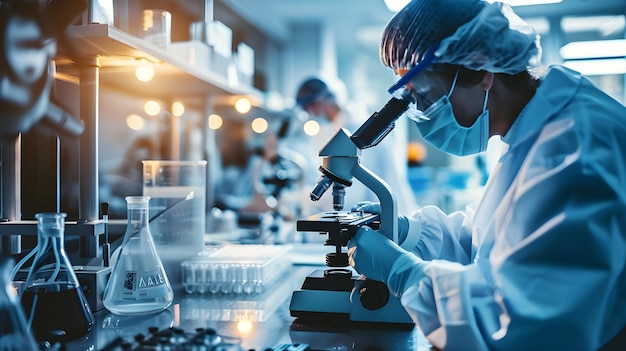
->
xmin=350 ymin=94 xmax=412 ymax=149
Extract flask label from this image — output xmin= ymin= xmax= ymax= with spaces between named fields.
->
xmin=123 ymin=270 xmax=165 ymax=291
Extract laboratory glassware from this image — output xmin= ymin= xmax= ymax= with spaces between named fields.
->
xmin=180 ymin=244 xmax=291 ymax=295
xmin=141 ymin=9 xmax=171 ymax=48
xmin=20 ymin=212 xmax=95 ymax=341
xmin=103 ymin=196 xmax=174 ymax=315
xmin=0 ymin=257 xmax=40 ymax=351
xmin=142 ymin=160 xmax=207 ymax=289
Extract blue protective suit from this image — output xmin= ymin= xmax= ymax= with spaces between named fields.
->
xmin=396 ymin=66 xmax=626 ymax=350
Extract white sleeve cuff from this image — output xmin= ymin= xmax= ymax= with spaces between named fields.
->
xmin=400 ymin=215 xmax=422 ymax=250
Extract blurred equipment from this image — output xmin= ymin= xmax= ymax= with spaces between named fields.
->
xmin=0 ymin=0 xmax=86 ymax=136
xmin=0 ymin=257 xmax=40 ymax=351
xmin=103 ymin=196 xmax=174 ymax=315
xmin=18 ymin=212 xmax=94 ymax=342
xmin=0 ymin=0 xmax=87 ymax=256
xmin=289 ymin=92 xmax=414 ymax=324
xmin=252 ymin=129 xmax=306 ymax=243
xmin=256 ymin=150 xmax=304 ymax=209
xmin=100 ymin=325 xmax=312 ymax=351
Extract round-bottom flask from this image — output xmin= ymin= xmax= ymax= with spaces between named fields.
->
xmin=20 ymin=212 xmax=94 ymax=341
xmin=103 ymin=196 xmax=174 ymax=315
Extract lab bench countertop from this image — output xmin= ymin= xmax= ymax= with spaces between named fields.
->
xmin=66 ymin=244 xmax=433 ymax=351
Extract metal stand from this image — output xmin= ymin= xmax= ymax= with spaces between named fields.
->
xmin=1 ymin=135 xmax=22 ymax=255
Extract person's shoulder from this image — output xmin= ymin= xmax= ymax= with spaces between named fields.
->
xmin=544 ymin=66 xmax=625 ymax=125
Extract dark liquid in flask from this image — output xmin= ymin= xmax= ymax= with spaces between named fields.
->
xmin=20 ymin=285 xmax=94 ymax=341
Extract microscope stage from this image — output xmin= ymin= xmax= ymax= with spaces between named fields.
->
xmin=296 ymin=211 xmax=379 ymax=233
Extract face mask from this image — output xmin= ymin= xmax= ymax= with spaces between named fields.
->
xmin=414 ymin=69 xmax=490 ymax=156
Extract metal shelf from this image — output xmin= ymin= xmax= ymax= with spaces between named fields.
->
xmin=58 ymin=24 xmax=262 ymax=101
xmin=0 ymin=220 xmax=105 ymax=237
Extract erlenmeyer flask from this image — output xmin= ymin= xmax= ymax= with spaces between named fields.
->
xmin=20 ymin=212 xmax=94 ymax=341
xmin=0 ymin=257 xmax=39 ymax=351
xmin=103 ymin=196 xmax=174 ymax=315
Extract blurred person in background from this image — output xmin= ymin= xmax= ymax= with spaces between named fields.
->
xmin=346 ymin=0 xmax=626 ymax=350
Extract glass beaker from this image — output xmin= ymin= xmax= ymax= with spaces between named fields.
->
xmin=141 ymin=9 xmax=171 ymax=48
xmin=20 ymin=212 xmax=94 ymax=341
xmin=103 ymin=196 xmax=174 ymax=315
xmin=142 ymin=160 xmax=207 ymax=289
xmin=0 ymin=257 xmax=39 ymax=351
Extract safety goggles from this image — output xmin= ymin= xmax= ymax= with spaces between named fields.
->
xmin=387 ymin=43 xmax=439 ymax=95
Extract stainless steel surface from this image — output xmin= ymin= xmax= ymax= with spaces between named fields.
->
xmin=74 ymin=266 xmax=112 ymax=313
xmin=65 ymin=251 xmax=433 ymax=350
xmin=1 ymin=134 xmax=22 ymax=255
xmin=0 ymin=220 xmax=104 ymax=236
xmin=204 ymin=96 xmax=220 ymax=213
xmin=78 ymin=57 xmax=100 ymax=258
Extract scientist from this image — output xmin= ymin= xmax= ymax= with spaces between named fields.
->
xmin=347 ymin=0 xmax=626 ymax=350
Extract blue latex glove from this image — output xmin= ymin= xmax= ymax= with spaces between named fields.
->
xmin=351 ymin=201 xmax=409 ymax=244
xmin=347 ymin=225 xmax=408 ymax=284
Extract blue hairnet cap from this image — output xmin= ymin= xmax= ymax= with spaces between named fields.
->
xmin=380 ymin=0 xmax=542 ymax=74
xmin=295 ymin=77 xmax=333 ymax=108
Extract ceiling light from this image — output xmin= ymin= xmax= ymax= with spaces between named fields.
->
xmin=487 ymin=0 xmax=562 ymax=6
xmin=126 ymin=114 xmax=145 ymax=131
xmin=135 ymin=58 xmax=155 ymax=82
xmin=208 ymin=114 xmax=223 ymax=130
xmin=172 ymin=101 xmax=185 ymax=117
xmin=251 ymin=117 xmax=268 ymax=134
xmin=560 ymin=39 xmax=626 ymax=60
xmin=563 ymin=58 xmax=626 ymax=76
xmin=561 ymin=16 xmax=625 ymax=37
xmin=144 ymin=100 xmax=161 ymax=116
xmin=383 ymin=0 xmax=410 ymax=12
xmin=303 ymin=120 xmax=320 ymax=136
xmin=234 ymin=97 xmax=252 ymax=114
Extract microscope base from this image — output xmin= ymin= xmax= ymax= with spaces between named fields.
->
xmin=289 ymin=269 xmax=413 ymax=325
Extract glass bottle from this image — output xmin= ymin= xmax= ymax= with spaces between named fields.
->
xmin=0 ymin=257 xmax=40 ymax=351
xmin=20 ymin=212 xmax=94 ymax=341
xmin=103 ymin=196 xmax=173 ymax=315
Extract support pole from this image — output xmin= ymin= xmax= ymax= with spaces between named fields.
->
xmin=1 ymin=134 xmax=22 ymax=255
xmin=78 ymin=57 xmax=100 ymax=258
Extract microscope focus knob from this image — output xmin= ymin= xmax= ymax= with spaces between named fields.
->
xmin=325 ymin=252 xmax=349 ymax=267
xmin=358 ymin=279 xmax=390 ymax=310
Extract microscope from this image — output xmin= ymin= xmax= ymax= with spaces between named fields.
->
xmin=289 ymin=90 xmax=414 ymax=325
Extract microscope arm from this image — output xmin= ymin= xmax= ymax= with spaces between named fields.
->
xmin=352 ymin=163 xmax=398 ymax=243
